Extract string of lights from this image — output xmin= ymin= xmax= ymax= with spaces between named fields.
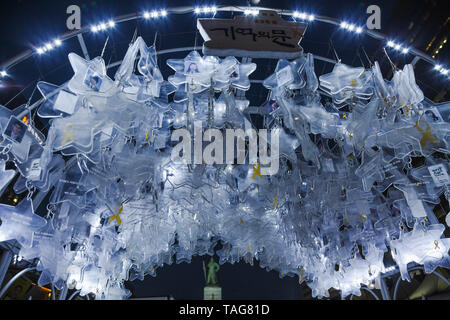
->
xmin=0 ymin=5 xmax=448 ymax=81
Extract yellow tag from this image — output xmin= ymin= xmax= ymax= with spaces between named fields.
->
xmin=240 ymin=218 xmax=244 ymax=225
xmin=247 ymin=245 xmax=251 ymax=251
xmin=145 ymin=130 xmax=149 ymax=141
xmin=351 ymin=79 xmax=357 ymax=87
xmin=343 ymin=113 xmax=347 ymax=119
xmin=273 ymin=196 xmax=279 ymax=209
xmin=345 ymin=217 xmax=349 ymax=223
xmin=360 ymin=214 xmax=367 ymax=222
xmin=252 ymin=162 xmax=262 ymax=179
xmin=61 ymin=124 xmax=75 ymax=147
xmin=108 ymin=203 xmax=124 ymax=226
xmin=238 ymin=249 xmax=241 ymax=254
xmin=415 ymin=120 xmax=439 ymax=149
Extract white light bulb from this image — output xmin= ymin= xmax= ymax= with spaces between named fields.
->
xmin=0 ymin=71 xmax=7 ymax=77
xmin=143 ymin=11 xmax=150 ymax=19
xmin=108 ymin=20 xmax=115 ymax=28
xmin=293 ymin=11 xmax=299 ymax=18
xmin=151 ymin=10 xmax=158 ymax=18
xmin=244 ymin=9 xmax=250 ymax=15
xmin=300 ymin=13 xmax=306 ymax=20
xmin=401 ymin=48 xmax=409 ymax=54
xmin=194 ymin=7 xmax=200 ymax=14
xmin=54 ymin=39 xmax=62 ymax=46
xmin=308 ymin=14 xmax=315 ymax=21
xmin=100 ymin=23 xmax=107 ymax=30
xmin=160 ymin=9 xmax=167 ymax=16
xmin=434 ymin=65 xmax=441 ymax=71
xmin=394 ymin=44 xmax=401 ymax=50
xmin=355 ymin=27 xmax=362 ymax=34
xmin=387 ymin=41 xmax=395 ymax=47
xmin=211 ymin=6 xmax=217 ymax=13
xmin=441 ymin=69 xmax=448 ymax=75
xmin=348 ymin=24 xmax=355 ymax=31
xmin=45 ymin=43 xmax=53 ymax=50
xmin=37 ymin=48 xmax=44 ymax=55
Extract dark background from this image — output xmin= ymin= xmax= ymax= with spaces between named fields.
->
xmin=0 ymin=0 xmax=448 ymax=299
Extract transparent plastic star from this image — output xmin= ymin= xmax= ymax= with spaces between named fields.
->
xmin=0 ymin=198 xmax=47 ymax=247
xmin=0 ymin=159 xmax=16 ymax=193
xmin=263 ymin=58 xmax=306 ymax=96
xmin=390 ymin=223 xmax=450 ymax=280
xmin=67 ymin=53 xmax=115 ymax=95
xmin=37 ymin=81 xmax=80 ymax=118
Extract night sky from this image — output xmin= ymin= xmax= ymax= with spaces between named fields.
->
xmin=0 ymin=0 xmax=447 ymax=300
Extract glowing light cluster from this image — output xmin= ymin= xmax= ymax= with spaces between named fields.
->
xmin=434 ymin=65 xmax=449 ymax=76
xmin=244 ymin=8 xmax=259 ymax=16
xmin=293 ymin=11 xmax=315 ymax=21
xmin=340 ymin=22 xmax=363 ymax=34
xmin=91 ymin=20 xmax=116 ymax=33
xmin=386 ymin=40 xmax=409 ymax=54
xmin=194 ymin=6 xmax=217 ymax=14
xmin=143 ymin=9 xmax=167 ymax=19
xmin=36 ymin=39 xmax=62 ymax=55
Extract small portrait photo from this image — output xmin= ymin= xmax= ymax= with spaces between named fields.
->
xmin=84 ymin=67 xmax=103 ymax=92
xmin=231 ymin=65 xmax=240 ymax=79
xmin=3 ymin=116 xmax=27 ymax=144
xmin=184 ymin=61 xmax=200 ymax=75
xmin=268 ymin=99 xmax=279 ymax=113
xmin=424 ymin=108 xmax=443 ymax=123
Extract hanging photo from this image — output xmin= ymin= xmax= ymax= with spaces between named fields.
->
xmin=268 ymin=100 xmax=279 ymax=113
xmin=184 ymin=61 xmax=201 ymax=75
xmin=2 ymin=116 xmax=28 ymax=144
xmin=423 ymin=108 xmax=444 ymax=123
xmin=230 ymin=65 xmax=240 ymax=80
xmin=84 ymin=67 xmax=103 ymax=92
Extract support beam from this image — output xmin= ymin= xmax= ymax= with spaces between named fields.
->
xmin=379 ymin=275 xmax=391 ymax=300
xmin=77 ymin=34 xmax=90 ymax=60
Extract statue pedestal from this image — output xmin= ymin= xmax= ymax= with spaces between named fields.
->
xmin=204 ymin=285 xmax=222 ymax=300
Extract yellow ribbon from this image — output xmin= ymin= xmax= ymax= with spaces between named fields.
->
xmin=145 ymin=130 xmax=149 ymax=141
xmin=415 ymin=120 xmax=439 ymax=149
xmin=360 ymin=214 xmax=367 ymax=222
xmin=343 ymin=113 xmax=348 ymax=119
xmin=252 ymin=162 xmax=262 ymax=179
xmin=434 ymin=240 xmax=440 ymax=250
xmin=273 ymin=195 xmax=279 ymax=209
xmin=61 ymin=124 xmax=75 ymax=147
xmin=108 ymin=203 xmax=123 ymax=226
xmin=351 ymin=79 xmax=357 ymax=87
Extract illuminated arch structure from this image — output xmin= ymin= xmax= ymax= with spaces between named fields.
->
xmin=0 ymin=5 xmax=449 ymax=300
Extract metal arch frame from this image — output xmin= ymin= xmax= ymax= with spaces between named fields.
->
xmin=0 ymin=5 xmax=441 ymax=72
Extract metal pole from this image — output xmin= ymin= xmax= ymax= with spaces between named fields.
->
xmin=0 ymin=250 xmax=13 ymax=288
xmin=0 ymin=267 xmax=36 ymax=299
xmin=379 ymin=275 xmax=391 ymax=300
xmin=58 ymin=283 xmax=68 ymax=300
